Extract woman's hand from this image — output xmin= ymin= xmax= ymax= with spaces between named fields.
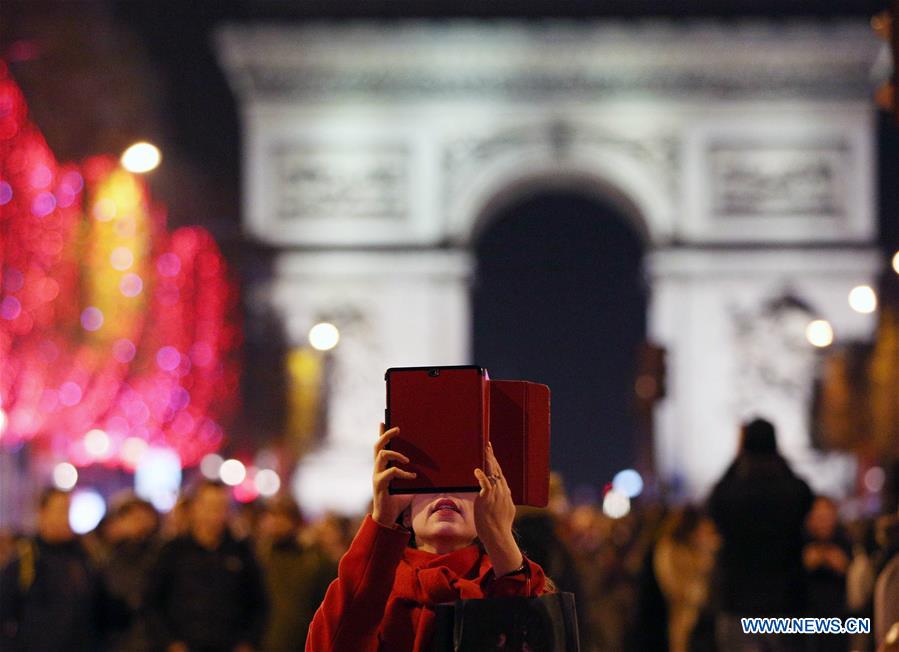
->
xmin=371 ymin=423 xmax=416 ymax=529
xmin=474 ymin=442 xmax=524 ymax=576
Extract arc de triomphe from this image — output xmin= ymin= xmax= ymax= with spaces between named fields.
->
xmin=217 ymin=21 xmax=880 ymax=514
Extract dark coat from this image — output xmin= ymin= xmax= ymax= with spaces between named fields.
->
xmin=145 ymin=531 xmax=268 ymax=651
xmin=708 ymin=453 xmax=814 ymax=616
xmin=259 ymin=539 xmax=336 ymax=652
xmin=102 ymin=537 xmax=161 ymax=652
xmin=0 ymin=536 xmax=103 ymax=652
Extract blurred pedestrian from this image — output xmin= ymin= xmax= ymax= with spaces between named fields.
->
xmin=0 ymin=487 xmax=105 ymax=651
xmin=102 ymin=495 xmax=161 ymax=652
xmin=653 ymin=506 xmax=720 ymax=652
xmin=802 ymin=496 xmax=851 ymax=652
xmin=708 ymin=417 xmax=813 ymax=652
xmin=875 ymin=515 xmax=899 ymax=651
xmin=145 ymin=479 xmax=268 ymax=652
xmin=256 ymin=495 xmax=336 ymax=652
xmin=515 ymin=506 xmax=592 ymax=650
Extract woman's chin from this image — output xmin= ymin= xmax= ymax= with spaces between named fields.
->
xmin=427 ymin=519 xmax=466 ymax=538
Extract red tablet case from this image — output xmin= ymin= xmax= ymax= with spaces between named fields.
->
xmin=384 ymin=366 xmax=550 ymax=506
xmin=489 ymin=380 xmax=551 ymax=508
xmin=385 ymin=366 xmax=488 ymax=494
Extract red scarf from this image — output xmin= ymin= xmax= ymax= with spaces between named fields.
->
xmin=393 ymin=544 xmax=489 ymax=604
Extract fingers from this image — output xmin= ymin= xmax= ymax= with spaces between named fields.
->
xmin=486 ymin=441 xmax=503 ymax=478
xmin=484 ymin=442 xmax=512 ymax=494
xmin=474 ymin=467 xmax=491 ymax=497
xmin=375 ymin=449 xmax=409 ymax=472
xmin=374 ymin=425 xmax=400 ymax=455
xmin=374 ymin=466 xmax=417 ymax=491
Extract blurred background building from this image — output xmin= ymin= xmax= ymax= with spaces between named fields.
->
xmin=1 ymin=0 xmax=899 ymax=525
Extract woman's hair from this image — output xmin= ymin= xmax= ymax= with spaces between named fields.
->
xmin=659 ymin=505 xmax=704 ymax=545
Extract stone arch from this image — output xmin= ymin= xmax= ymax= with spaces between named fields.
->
xmin=446 ymin=143 xmax=674 ymax=248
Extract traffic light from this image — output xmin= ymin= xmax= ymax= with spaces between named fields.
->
xmin=873 ymin=3 xmax=899 ymax=122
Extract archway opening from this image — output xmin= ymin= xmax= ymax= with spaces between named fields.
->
xmin=473 ymin=190 xmax=648 ymax=497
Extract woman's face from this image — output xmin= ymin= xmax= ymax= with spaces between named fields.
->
xmin=407 ymin=493 xmax=477 ymax=553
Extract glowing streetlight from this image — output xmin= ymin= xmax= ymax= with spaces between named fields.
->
xmin=254 ymin=469 xmax=281 ymax=497
xmin=120 ymin=437 xmax=149 ymax=468
xmin=219 ymin=458 xmax=247 ymax=486
xmin=848 ymin=285 xmax=877 ymax=314
xmin=612 ymin=469 xmax=644 ymax=498
xmin=309 ymin=322 xmax=340 ymax=351
xmin=69 ymin=490 xmax=106 ymax=534
xmin=52 ymin=462 xmax=78 ymax=490
xmin=893 ymin=251 xmax=899 ymax=275
xmin=121 ymin=142 xmax=161 ymax=174
xmin=200 ymin=453 xmax=224 ymax=480
xmin=84 ymin=429 xmax=111 ymax=459
xmin=602 ymin=489 xmax=631 ymax=519
xmin=806 ymin=320 xmax=834 ymax=348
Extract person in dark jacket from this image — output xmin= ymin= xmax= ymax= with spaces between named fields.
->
xmin=0 ymin=487 xmax=105 ymax=652
xmin=708 ymin=417 xmax=814 ymax=652
xmin=803 ymin=496 xmax=851 ymax=652
xmin=145 ymin=479 xmax=268 ymax=652
xmin=256 ymin=495 xmax=336 ymax=651
xmin=102 ymin=495 xmax=162 ymax=652
xmin=514 ymin=507 xmax=592 ymax=651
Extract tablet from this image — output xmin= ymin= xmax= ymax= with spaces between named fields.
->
xmin=385 ymin=365 xmax=488 ymax=494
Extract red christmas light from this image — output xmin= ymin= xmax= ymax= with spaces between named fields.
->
xmin=0 ymin=65 xmax=240 ymax=469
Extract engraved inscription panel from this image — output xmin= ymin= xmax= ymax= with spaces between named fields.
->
xmin=272 ymin=143 xmax=410 ymax=221
xmin=710 ymin=142 xmax=848 ymax=218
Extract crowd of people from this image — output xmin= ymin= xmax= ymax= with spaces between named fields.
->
xmin=0 ymin=481 xmax=347 ymax=651
xmin=0 ymin=417 xmax=898 ymax=651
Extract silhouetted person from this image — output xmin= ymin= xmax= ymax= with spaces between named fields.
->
xmin=708 ymin=418 xmax=813 ymax=652
xmin=0 ymin=488 xmax=105 ymax=651
xmin=146 ymin=480 xmax=268 ymax=652
xmin=514 ymin=507 xmax=592 ymax=651
xmin=653 ymin=506 xmax=720 ymax=652
xmin=875 ymin=515 xmax=899 ymax=650
xmin=257 ymin=495 xmax=336 ymax=651
xmin=102 ymin=496 xmax=162 ymax=652
xmin=802 ymin=496 xmax=851 ymax=652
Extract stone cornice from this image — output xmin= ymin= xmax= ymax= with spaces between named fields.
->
xmin=216 ymin=20 xmax=880 ymax=101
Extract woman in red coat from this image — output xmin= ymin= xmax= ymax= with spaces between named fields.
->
xmin=306 ymin=423 xmax=547 ymax=651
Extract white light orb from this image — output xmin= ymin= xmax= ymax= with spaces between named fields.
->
xmin=254 ymin=469 xmax=281 ymax=497
xmin=52 ymin=462 xmax=78 ymax=490
xmin=308 ymin=322 xmax=339 ymax=351
xmin=848 ymin=285 xmax=877 ymax=314
xmin=602 ymin=489 xmax=631 ymax=519
xmin=120 ymin=437 xmax=149 ymax=467
xmin=892 ymin=251 xmax=899 ymax=275
xmin=121 ymin=142 xmax=161 ymax=173
xmin=69 ymin=489 xmax=106 ymax=534
xmin=612 ymin=469 xmax=644 ymax=499
xmin=0 ymin=408 xmax=6 ymax=436
xmin=134 ymin=447 xmax=182 ymax=513
xmin=109 ymin=246 xmax=134 ymax=271
xmin=200 ymin=453 xmax=224 ymax=480
xmin=219 ymin=458 xmax=247 ymax=486
xmin=84 ymin=429 xmax=111 ymax=458
xmin=805 ymin=320 xmax=834 ymax=348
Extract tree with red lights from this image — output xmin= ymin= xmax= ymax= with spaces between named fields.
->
xmin=0 ymin=62 xmax=240 ymax=472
